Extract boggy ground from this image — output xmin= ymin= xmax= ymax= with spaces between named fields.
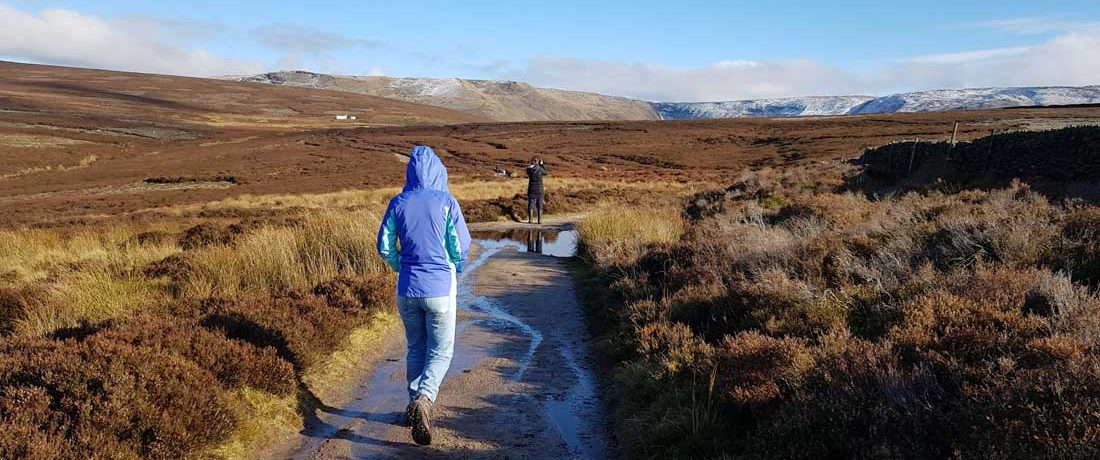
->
xmin=279 ymin=219 xmax=611 ymax=459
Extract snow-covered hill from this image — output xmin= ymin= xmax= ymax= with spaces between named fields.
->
xmin=654 ymin=96 xmax=875 ymax=119
xmin=230 ymin=71 xmax=1100 ymax=121
xmin=847 ymin=86 xmax=1100 ymax=115
xmin=230 ymin=71 xmax=660 ymax=122
xmin=656 ymin=86 xmax=1100 ymax=119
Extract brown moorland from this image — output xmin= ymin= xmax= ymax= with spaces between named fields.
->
xmin=4 ymin=62 xmax=1100 ymax=458
xmin=4 ymin=60 xmax=1100 ymax=227
xmin=576 ymin=131 xmax=1100 ymax=458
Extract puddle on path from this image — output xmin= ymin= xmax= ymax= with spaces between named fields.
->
xmin=542 ymin=334 xmax=605 ymax=459
xmin=470 ymin=228 xmax=578 ymax=258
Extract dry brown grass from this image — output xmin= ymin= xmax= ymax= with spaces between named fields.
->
xmin=1 ymin=225 xmax=178 ymax=336
xmin=577 ymin=206 xmax=685 ymax=265
xmin=177 ymin=177 xmax=701 ymax=220
xmin=175 ymin=211 xmax=387 ymax=299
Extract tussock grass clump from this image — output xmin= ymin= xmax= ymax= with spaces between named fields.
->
xmin=577 ymin=206 xmax=684 ymax=265
xmin=175 ymin=211 xmax=387 ymax=299
xmin=0 ymin=226 xmax=178 ymax=286
xmin=19 ymin=269 xmax=167 ymax=336
xmin=580 ymin=167 xmax=1100 ymax=458
xmin=0 ymin=225 xmax=178 ymax=336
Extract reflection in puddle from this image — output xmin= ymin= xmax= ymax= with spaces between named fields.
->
xmin=543 ymin=339 xmax=605 ymax=459
xmin=470 ymin=228 xmax=578 ymax=258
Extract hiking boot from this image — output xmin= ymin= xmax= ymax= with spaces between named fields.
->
xmin=403 ymin=399 xmax=415 ymax=427
xmin=409 ymin=394 xmax=433 ymax=446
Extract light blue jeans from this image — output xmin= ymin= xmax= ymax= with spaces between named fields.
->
xmin=396 ymin=292 xmax=456 ymax=402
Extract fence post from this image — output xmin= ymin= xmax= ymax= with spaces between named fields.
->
xmin=986 ymin=130 xmax=996 ymax=171
xmin=908 ymin=138 xmax=919 ymax=173
xmin=950 ymin=121 xmax=959 ymax=147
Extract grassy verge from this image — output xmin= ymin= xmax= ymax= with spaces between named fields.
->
xmin=212 ymin=312 xmax=400 ymax=459
xmin=0 ymin=209 xmax=397 ymax=458
xmin=577 ymin=165 xmax=1100 ymax=458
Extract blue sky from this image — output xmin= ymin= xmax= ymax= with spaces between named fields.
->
xmin=2 ymin=0 xmax=1099 ymax=101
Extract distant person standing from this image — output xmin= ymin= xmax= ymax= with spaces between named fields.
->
xmin=526 ymin=156 xmax=549 ymax=224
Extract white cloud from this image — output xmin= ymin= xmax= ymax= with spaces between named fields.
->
xmin=511 ymin=55 xmax=867 ymax=102
xmin=0 ymin=2 xmax=262 ymax=76
xmin=508 ymin=27 xmax=1100 ymax=102
xmin=887 ymin=30 xmax=1100 ymax=90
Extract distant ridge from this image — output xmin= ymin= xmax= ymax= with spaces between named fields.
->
xmin=227 ymin=71 xmax=1100 ymax=122
xmin=657 ymin=86 xmax=1100 ymax=119
xmin=227 ymin=71 xmax=660 ymax=122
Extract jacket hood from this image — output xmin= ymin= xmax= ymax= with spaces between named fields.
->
xmin=403 ymin=145 xmax=449 ymax=192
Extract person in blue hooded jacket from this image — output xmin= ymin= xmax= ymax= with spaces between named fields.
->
xmin=377 ymin=145 xmax=471 ymax=446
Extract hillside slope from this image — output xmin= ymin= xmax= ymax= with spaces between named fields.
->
xmin=0 ymin=61 xmax=483 ymax=128
xmin=230 ymin=71 xmax=661 ymax=122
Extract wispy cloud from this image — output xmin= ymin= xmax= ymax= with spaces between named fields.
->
xmin=904 ymin=46 xmax=1032 ymax=65
xmin=253 ymin=23 xmax=385 ymax=70
xmin=252 ymin=22 xmax=449 ymax=72
xmin=253 ymin=23 xmax=382 ymax=55
xmin=115 ymin=16 xmax=225 ymax=41
xmin=971 ymin=17 xmax=1100 ymax=34
xmin=0 ymin=2 xmax=261 ymax=76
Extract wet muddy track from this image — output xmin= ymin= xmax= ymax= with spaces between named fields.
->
xmin=283 ymin=222 xmax=613 ymax=459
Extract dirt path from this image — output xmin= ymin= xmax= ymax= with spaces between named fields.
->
xmin=278 ymin=220 xmax=613 ymax=459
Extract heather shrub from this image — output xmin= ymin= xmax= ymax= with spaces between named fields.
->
xmin=1045 ymin=207 xmax=1100 ymax=285
xmin=202 ymin=272 xmax=393 ymax=371
xmin=0 ymin=336 xmax=236 ymax=458
xmin=580 ymin=169 xmax=1100 ymax=458
xmin=715 ymin=331 xmax=813 ymax=406
xmin=0 ymin=286 xmax=40 ymax=336
xmin=90 ymin=312 xmax=298 ymax=394
xmin=178 ymin=222 xmax=242 ymax=250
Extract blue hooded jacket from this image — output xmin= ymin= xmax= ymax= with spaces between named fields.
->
xmin=377 ymin=146 xmax=471 ymax=298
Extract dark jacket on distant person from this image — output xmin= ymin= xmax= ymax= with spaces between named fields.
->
xmin=526 ymin=163 xmax=549 ymax=197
